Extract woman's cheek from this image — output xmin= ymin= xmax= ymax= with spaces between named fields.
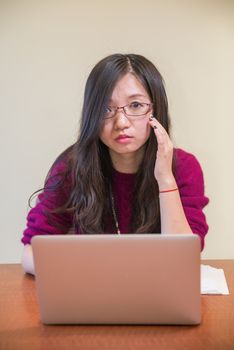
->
xmin=99 ymin=124 xmax=111 ymax=146
xmin=138 ymin=119 xmax=151 ymax=141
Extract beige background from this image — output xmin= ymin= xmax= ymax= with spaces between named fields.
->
xmin=0 ymin=0 xmax=233 ymax=263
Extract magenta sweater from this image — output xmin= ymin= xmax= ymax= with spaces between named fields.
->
xmin=21 ymin=148 xmax=209 ymax=250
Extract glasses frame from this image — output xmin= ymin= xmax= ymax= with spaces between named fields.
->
xmin=103 ymin=102 xmax=153 ymax=119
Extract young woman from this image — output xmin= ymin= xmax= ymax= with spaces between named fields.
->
xmin=21 ymin=53 xmax=209 ymax=275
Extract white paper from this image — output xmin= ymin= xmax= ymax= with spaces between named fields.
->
xmin=201 ymin=264 xmax=230 ymax=295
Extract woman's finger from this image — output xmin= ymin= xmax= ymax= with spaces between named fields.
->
xmin=149 ymin=115 xmax=166 ymax=129
xmin=148 ymin=117 xmax=169 ymax=143
xmin=148 ymin=116 xmax=167 ymax=133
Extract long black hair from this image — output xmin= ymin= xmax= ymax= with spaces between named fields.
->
xmin=29 ymin=54 xmax=176 ymax=234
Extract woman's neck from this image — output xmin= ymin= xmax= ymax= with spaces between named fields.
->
xmin=109 ymin=148 xmax=144 ymax=174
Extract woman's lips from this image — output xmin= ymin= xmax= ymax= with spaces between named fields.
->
xmin=115 ymin=135 xmax=133 ymax=143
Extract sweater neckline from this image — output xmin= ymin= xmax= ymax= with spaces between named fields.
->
xmin=112 ymin=168 xmax=136 ymax=186
xmin=112 ymin=167 xmax=136 ymax=177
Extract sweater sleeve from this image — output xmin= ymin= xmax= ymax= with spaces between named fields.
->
xmin=21 ymin=160 xmax=73 ymax=245
xmin=174 ymin=148 xmax=209 ymax=251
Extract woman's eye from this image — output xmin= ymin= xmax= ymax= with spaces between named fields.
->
xmin=130 ymin=102 xmax=142 ymax=109
xmin=105 ymin=107 xmax=112 ymax=113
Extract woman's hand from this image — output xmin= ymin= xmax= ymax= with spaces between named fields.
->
xmin=148 ymin=116 xmax=177 ymax=190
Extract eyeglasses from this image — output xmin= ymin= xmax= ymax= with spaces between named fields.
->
xmin=103 ymin=102 xmax=153 ymax=119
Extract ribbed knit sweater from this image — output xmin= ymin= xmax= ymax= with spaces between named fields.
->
xmin=21 ymin=148 xmax=209 ymax=250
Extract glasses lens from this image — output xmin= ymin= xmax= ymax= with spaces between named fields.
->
xmin=103 ymin=106 xmax=115 ymax=119
xmin=125 ymin=102 xmax=149 ymax=116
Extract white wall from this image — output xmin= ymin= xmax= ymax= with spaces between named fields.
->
xmin=1 ymin=0 xmax=233 ymax=262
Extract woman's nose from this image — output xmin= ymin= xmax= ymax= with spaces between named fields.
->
xmin=114 ymin=110 xmax=130 ymax=129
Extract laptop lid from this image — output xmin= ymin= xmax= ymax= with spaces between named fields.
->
xmin=31 ymin=234 xmax=201 ymax=325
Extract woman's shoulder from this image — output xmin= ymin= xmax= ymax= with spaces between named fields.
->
xmin=173 ymin=147 xmax=206 ymax=191
xmin=174 ymin=147 xmax=198 ymax=161
xmin=173 ymin=147 xmax=203 ymax=172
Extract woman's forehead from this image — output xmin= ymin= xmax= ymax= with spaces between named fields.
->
xmin=109 ymin=73 xmax=150 ymax=102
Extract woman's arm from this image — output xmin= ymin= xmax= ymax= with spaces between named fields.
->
xmin=21 ymin=244 xmax=35 ymax=275
xmin=149 ymin=116 xmax=192 ymax=234
xmin=148 ymin=116 xmax=209 ymax=245
xmin=158 ymin=176 xmax=193 ymax=234
xmin=21 ymin=160 xmax=71 ymax=275
xmin=21 ymin=156 xmax=73 ymax=246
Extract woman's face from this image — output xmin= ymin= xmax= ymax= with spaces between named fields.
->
xmin=99 ymin=73 xmax=152 ymax=163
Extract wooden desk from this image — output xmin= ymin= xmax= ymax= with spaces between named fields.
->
xmin=0 ymin=260 xmax=233 ymax=350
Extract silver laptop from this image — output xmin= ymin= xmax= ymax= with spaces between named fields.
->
xmin=31 ymin=234 xmax=201 ymax=325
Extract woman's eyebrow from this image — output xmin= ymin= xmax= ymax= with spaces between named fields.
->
xmin=127 ymin=93 xmax=147 ymax=98
xmin=109 ymin=93 xmax=147 ymax=102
